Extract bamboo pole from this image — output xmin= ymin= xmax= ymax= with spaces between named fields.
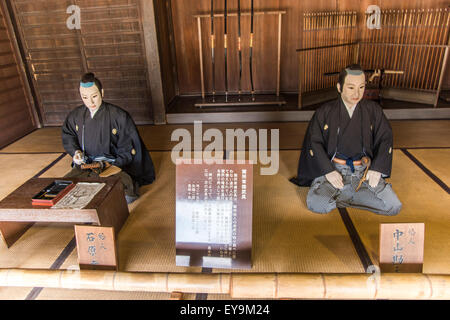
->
xmin=328 ymin=12 xmax=333 ymax=88
xmin=276 ymin=13 xmax=282 ymax=96
xmin=417 ymin=9 xmax=433 ymax=90
xmin=432 ymin=9 xmax=449 ymax=90
xmin=329 ymin=12 xmax=336 ymax=88
xmin=197 ymin=17 xmax=205 ymax=99
xmin=380 ymin=10 xmax=391 ymax=82
xmin=346 ymin=12 xmax=353 ymax=70
xmin=402 ymin=10 xmax=413 ymax=88
xmin=305 ymin=13 xmax=310 ymax=92
xmin=367 ymin=11 xmax=377 ymax=71
xmin=237 ymin=0 xmax=241 ymax=100
xmin=313 ymin=13 xmax=318 ymax=91
xmin=319 ymin=12 xmax=325 ymax=89
xmin=394 ymin=9 xmax=407 ymax=88
xmin=411 ymin=9 xmax=424 ymax=89
xmin=344 ymin=12 xmax=350 ymax=75
xmin=413 ymin=9 xmax=429 ymax=89
xmin=1 ymin=269 xmax=450 ymax=299
xmin=224 ymin=0 xmax=228 ymax=101
xmin=211 ymin=0 xmax=216 ymax=101
xmin=339 ymin=12 xmax=345 ymax=73
xmin=407 ymin=9 xmax=420 ymax=88
xmin=368 ymin=11 xmax=378 ymax=71
xmin=298 ymin=50 xmax=303 ymax=108
xmin=317 ymin=13 xmax=322 ymax=89
xmin=426 ymin=9 xmax=441 ymax=90
xmin=389 ymin=10 xmax=401 ymax=88
xmin=339 ymin=12 xmax=345 ymax=76
xmin=361 ymin=13 xmax=368 ymax=67
xmin=353 ymin=12 xmax=359 ymax=65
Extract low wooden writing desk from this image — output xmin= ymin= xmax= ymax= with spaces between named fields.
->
xmin=0 ymin=177 xmax=129 ymax=269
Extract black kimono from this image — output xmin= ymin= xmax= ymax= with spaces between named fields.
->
xmin=62 ymin=102 xmax=155 ymax=186
xmin=296 ymin=98 xmax=393 ymax=187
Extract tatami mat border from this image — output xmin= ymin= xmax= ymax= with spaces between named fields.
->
xmin=401 ymin=149 xmax=450 ymax=194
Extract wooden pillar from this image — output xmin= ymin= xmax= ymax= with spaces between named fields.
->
xmin=140 ymin=0 xmax=167 ymax=125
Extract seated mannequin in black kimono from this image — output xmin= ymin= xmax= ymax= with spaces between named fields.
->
xmin=61 ymin=73 xmax=155 ymax=204
xmin=291 ymin=65 xmax=402 ymax=216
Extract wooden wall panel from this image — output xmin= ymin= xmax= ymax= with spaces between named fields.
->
xmin=153 ymin=0 xmax=177 ymax=108
xmin=0 ymin=2 xmax=36 ymax=148
xmin=10 ymin=0 xmax=154 ymax=126
xmin=171 ymin=0 xmax=449 ymax=96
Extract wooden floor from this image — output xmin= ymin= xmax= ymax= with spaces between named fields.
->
xmin=0 ymin=120 xmax=449 ymax=300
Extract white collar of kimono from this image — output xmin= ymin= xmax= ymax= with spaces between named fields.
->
xmin=342 ymin=99 xmax=357 ymax=118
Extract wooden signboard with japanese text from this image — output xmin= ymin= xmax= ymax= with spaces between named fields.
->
xmin=379 ymin=223 xmax=425 ymax=273
xmin=75 ymin=225 xmax=118 ymax=271
xmin=175 ymin=160 xmax=253 ymax=269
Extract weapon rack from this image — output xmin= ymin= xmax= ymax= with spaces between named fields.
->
xmin=193 ymin=10 xmax=287 ymax=107
xmin=297 ymin=9 xmax=450 ymax=108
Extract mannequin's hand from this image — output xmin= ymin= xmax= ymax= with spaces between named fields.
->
xmin=325 ymin=170 xmax=344 ymax=189
xmin=366 ymin=170 xmax=381 ymax=188
xmin=73 ymin=150 xmax=85 ymax=165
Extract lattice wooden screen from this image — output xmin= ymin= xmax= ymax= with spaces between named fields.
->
xmin=10 ymin=0 xmax=153 ymax=126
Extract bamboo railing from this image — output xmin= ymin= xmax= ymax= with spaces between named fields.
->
xmin=0 ymin=268 xmax=449 ymax=299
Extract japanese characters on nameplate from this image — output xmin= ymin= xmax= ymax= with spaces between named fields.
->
xmin=75 ymin=225 xmax=117 ymax=270
xmin=379 ymin=223 xmax=425 ymax=273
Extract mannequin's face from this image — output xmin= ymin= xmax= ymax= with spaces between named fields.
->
xmin=337 ymin=73 xmax=366 ymax=106
xmin=80 ymin=85 xmax=104 ymax=110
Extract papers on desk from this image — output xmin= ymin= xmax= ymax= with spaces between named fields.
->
xmin=51 ymin=182 xmax=106 ymax=210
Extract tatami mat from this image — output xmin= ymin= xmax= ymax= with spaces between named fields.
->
xmin=407 ymin=149 xmax=450 ymax=188
xmin=347 ymin=150 xmax=450 ymax=274
xmin=0 ymin=153 xmax=63 ymax=201
xmin=39 ymin=154 xmax=72 ymax=178
xmin=0 ymin=132 xmax=449 ymax=299
xmin=1 ymin=128 xmax=65 ymax=153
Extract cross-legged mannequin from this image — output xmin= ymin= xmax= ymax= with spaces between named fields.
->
xmin=293 ymin=64 xmax=402 ymax=216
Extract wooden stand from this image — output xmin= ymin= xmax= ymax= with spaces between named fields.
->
xmin=0 ymin=177 xmax=129 ymax=271
xmin=195 ymin=94 xmax=286 ymax=107
xmin=194 ymin=10 xmax=286 ymax=107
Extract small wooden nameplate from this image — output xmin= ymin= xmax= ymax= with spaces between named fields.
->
xmin=75 ymin=225 xmax=118 ymax=270
xmin=379 ymin=223 xmax=425 ymax=273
